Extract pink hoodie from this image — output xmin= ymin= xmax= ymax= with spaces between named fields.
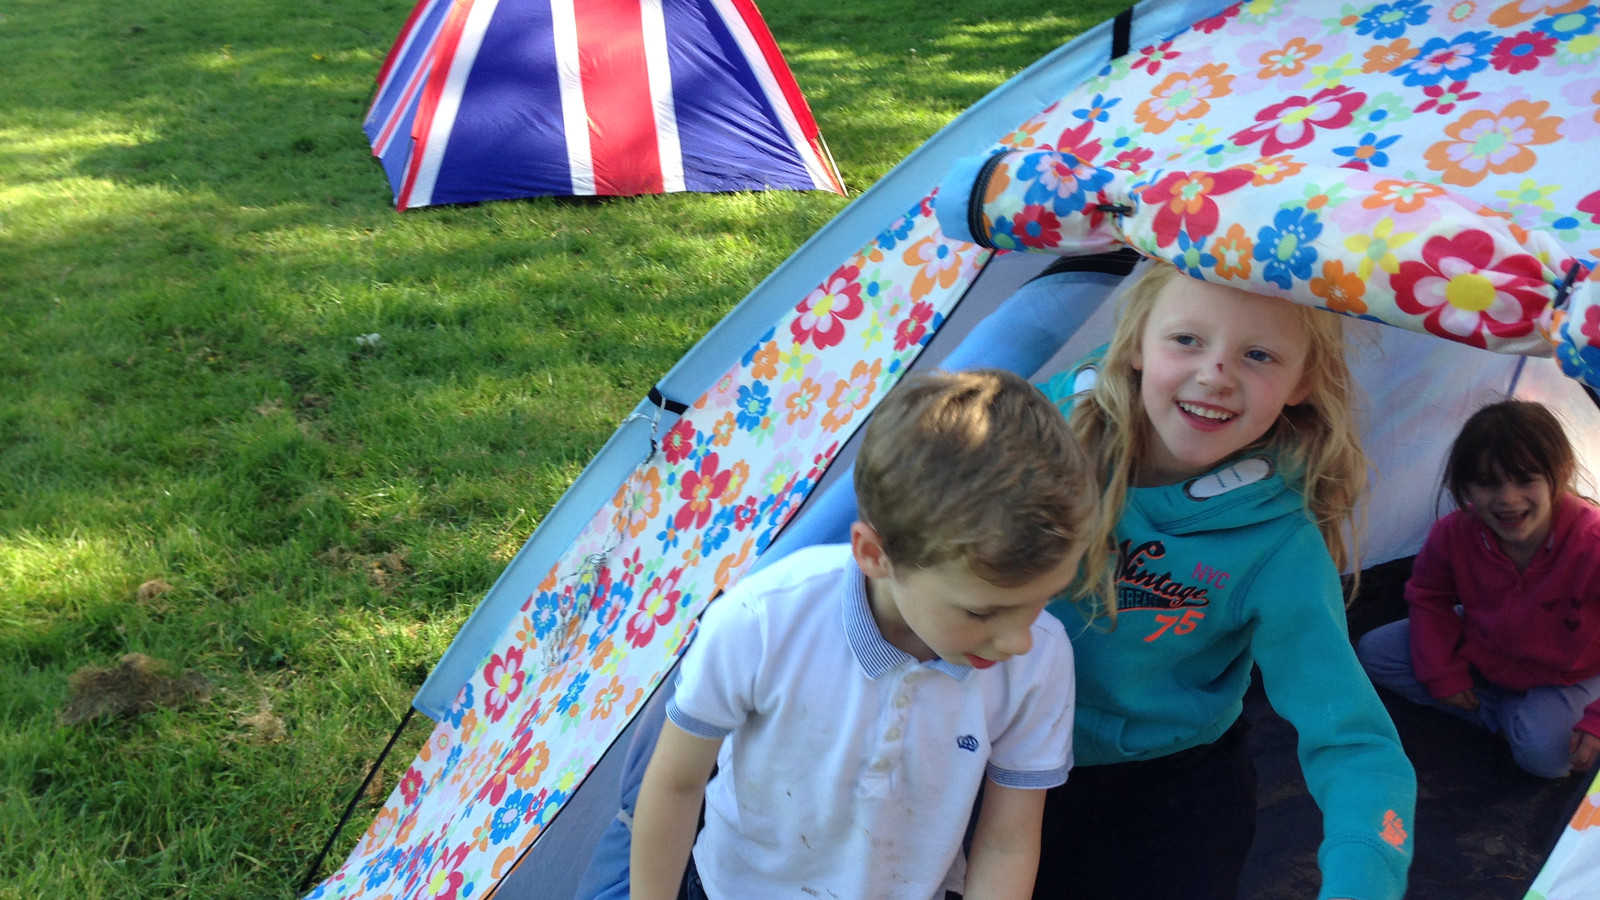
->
xmin=1407 ymin=494 xmax=1600 ymax=737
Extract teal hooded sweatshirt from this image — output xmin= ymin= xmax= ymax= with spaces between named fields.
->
xmin=1040 ymin=363 xmax=1416 ymax=900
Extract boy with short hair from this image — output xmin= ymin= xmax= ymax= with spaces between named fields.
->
xmin=630 ymin=368 xmax=1098 ymax=900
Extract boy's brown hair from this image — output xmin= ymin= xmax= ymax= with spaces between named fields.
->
xmin=853 ymin=368 xmax=1096 ymax=586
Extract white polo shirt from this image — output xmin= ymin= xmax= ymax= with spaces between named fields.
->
xmin=667 ymin=544 xmax=1075 ymax=900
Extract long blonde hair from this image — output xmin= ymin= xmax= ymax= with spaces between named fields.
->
xmin=1067 ymin=261 xmax=1368 ymax=620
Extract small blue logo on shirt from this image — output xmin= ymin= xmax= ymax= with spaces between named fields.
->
xmin=956 ymin=735 xmax=979 ymax=752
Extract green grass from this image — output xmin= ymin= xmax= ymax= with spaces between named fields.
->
xmin=0 ymin=0 xmax=1132 ymax=895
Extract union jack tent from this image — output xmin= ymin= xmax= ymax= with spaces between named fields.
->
xmin=363 ymin=0 xmax=846 ymax=210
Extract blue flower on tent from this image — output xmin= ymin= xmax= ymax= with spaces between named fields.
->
xmin=1170 ymin=232 xmax=1217 ymax=279
xmin=1535 ymin=8 xmax=1600 ymax=42
xmin=1254 ymin=207 xmax=1322 ymax=290
xmin=363 ymin=845 xmax=405 ymax=890
xmin=735 ymin=382 xmax=771 ymax=431
xmin=875 ymin=197 xmax=926 ymax=251
xmin=1334 ymin=132 xmax=1401 ymax=170
xmin=443 ymin=683 xmax=474 ymax=728
xmin=1556 ymin=321 xmax=1600 ymax=389
xmin=529 ymin=589 xmax=565 ymax=641
xmin=1354 ymin=0 xmax=1429 ymax=40
xmin=740 ymin=326 xmax=776 ymax=368
xmin=1018 ymin=151 xmax=1111 ymax=216
xmin=532 ymin=785 xmax=573 ymax=831
xmin=1072 ymin=93 xmax=1119 ymax=123
xmin=656 ymin=520 xmax=681 ymax=553
xmin=701 ymin=504 xmax=737 ymax=555
xmin=556 ymin=670 xmax=590 ymax=719
xmin=491 ymin=789 xmax=534 ymax=844
xmin=1393 ymin=31 xmax=1498 ymax=88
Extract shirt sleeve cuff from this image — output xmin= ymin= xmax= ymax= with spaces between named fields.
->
xmin=1317 ymin=836 xmax=1410 ymax=900
xmin=984 ymin=762 xmax=1070 ymax=790
xmin=665 ymin=698 xmax=731 ymax=740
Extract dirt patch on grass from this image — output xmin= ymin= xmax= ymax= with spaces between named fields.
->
xmin=61 ymin=653 xmax=213 ymax=725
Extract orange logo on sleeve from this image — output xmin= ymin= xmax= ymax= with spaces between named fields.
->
xmin=1380 ymin=810 xmax=1409 ymax=848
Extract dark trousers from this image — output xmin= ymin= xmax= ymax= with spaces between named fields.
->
xmin=1033 ymin=718 xmax=1258 ymax=900
xmin=677 ymin=855 xmax=708 ymax=900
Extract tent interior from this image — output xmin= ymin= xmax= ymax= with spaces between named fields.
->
xmin=504 ymin=247 xmax=1600 ymax=900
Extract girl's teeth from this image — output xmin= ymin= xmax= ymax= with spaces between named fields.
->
xmin=1179 ymin=402 xmax=1233 ymax=421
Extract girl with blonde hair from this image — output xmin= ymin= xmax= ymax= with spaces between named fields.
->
xmin=1032 ymin=260 xmax=1415 ymax=900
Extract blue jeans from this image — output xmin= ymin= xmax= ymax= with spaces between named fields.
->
xmin=1357 ymin=619 xmax=1600 ymax=778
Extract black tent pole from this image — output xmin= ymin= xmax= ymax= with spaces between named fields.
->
xmin=299 ymin=706 xmax=418 ymax=894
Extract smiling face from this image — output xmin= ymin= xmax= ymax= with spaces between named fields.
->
xmin=1132 ymin=277 xmax=1313 ymax=486
xmin=1462 ymin=465 xmax=1556 ymax=568
xmin=851 ymin=523 xmax=1084 ymax=669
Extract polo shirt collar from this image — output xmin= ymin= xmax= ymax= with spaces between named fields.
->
xmin=842 ymin=557 xmax=969 ymax=682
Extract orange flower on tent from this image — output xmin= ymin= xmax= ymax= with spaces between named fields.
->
xmin=711 ymin=411 xmax=736 ymax=447
xmin=610 ymin=467 xmax=660 ymax=539
xmin=821 ymin=359 xmax=884 ymax=433
xmin=1133 ymin=63 xmax=1234 ymax=135
xmin=982 ymin=163 xmax=1013 ymax=206
xmin=749 ymin=339 xmax=779 ymax=380
xmin=715 ymin=537 xmax=755 ymax=593
xmin=1363 ymin=38 xmax=1417 ymax=74
xmin=589 ymin=636 xmax=614 ymax=671
xmin=357 ymin=806 xmax=399 ymax=856
xmin=784 ymin=376 xmax=822 ymax=426
xmin=904 ymin=235 xmax=967 ymax=299
xmin=1213 ymin=223 xmax=1253 ymax=280
xmin=1250 ymin=155 xmax=1304 ymax=186
xmin=589 ymin=675 xmax=626 ymax=721
xmin=1490 ymin=0 xmax=1589 ymax=28
xmin=1001 ymin=117 xmax=1047 ymax=149
xmin=720 ymin=459 xmax=750 ymax=504
xmin=624 ymin=684 xmax=647 ymax=716
xmin=511 ymin=741 xmax=550 ymax=791
xmin=1424 ymin=100 xmax=1563 ymax=187
xmin=1363 ymin=179 xmax=1448 ymax=214
xmin=1310 ymin=260 xmax=1368 ymax=315
xmin=1258 ymin=36 xmax=1322 ymax=79
xmin=1571 ymin=789 xmax=1600 ymax=829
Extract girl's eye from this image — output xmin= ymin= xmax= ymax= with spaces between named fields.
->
xmin=1245 ymin=349 xmax=1275 ymax=363
xmin=1173 ymin=334 xmax=1198 ymax=346
xmin=966 ymin=610 xmax=996 ymax=621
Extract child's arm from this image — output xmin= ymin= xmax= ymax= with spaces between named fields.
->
xmin=962 ymin=779 xmax=1047 ymax=900
xmin=630 ymin=720 xmax=722 ymax=900
xmin=1255 ymin=526 xmax=1415 ymax=900
xmin=1405 ymin=518 xmax=1475 ymax=700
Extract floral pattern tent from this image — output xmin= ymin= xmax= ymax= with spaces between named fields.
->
xmin=307 ymin=2 xmax=1600 ymax=899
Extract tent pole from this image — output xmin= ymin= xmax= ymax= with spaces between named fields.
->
xmin=299 ymin=706 xmax=419 ymax=894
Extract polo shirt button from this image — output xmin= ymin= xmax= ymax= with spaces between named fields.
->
xmin=872 ymin=758 xmax=892 ymax=771
xmin=885 ymin=727 xmax=901 ymax=741
xmin=894 ymin=694 xmax=911 ymax=708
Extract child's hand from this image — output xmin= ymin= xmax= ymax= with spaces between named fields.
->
xmin=1440 ymin=689 xmax=1479 ymax=711
xmin=1570 ymin=731 xmax=1600 ymax=772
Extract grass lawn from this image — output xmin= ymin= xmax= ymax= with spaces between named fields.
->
xmin=0 ymin=0 xmax=1132 ymax=896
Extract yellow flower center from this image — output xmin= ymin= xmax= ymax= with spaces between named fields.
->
xmin=1446 ymin=273 xmax=1496 ymax=312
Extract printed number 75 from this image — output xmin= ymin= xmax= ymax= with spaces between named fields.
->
xmin=1144 ymin=609 xmax=1206 ymax=642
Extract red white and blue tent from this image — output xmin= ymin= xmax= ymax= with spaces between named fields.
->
xmin=363 ymin=0 xmax=846 ymax=209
